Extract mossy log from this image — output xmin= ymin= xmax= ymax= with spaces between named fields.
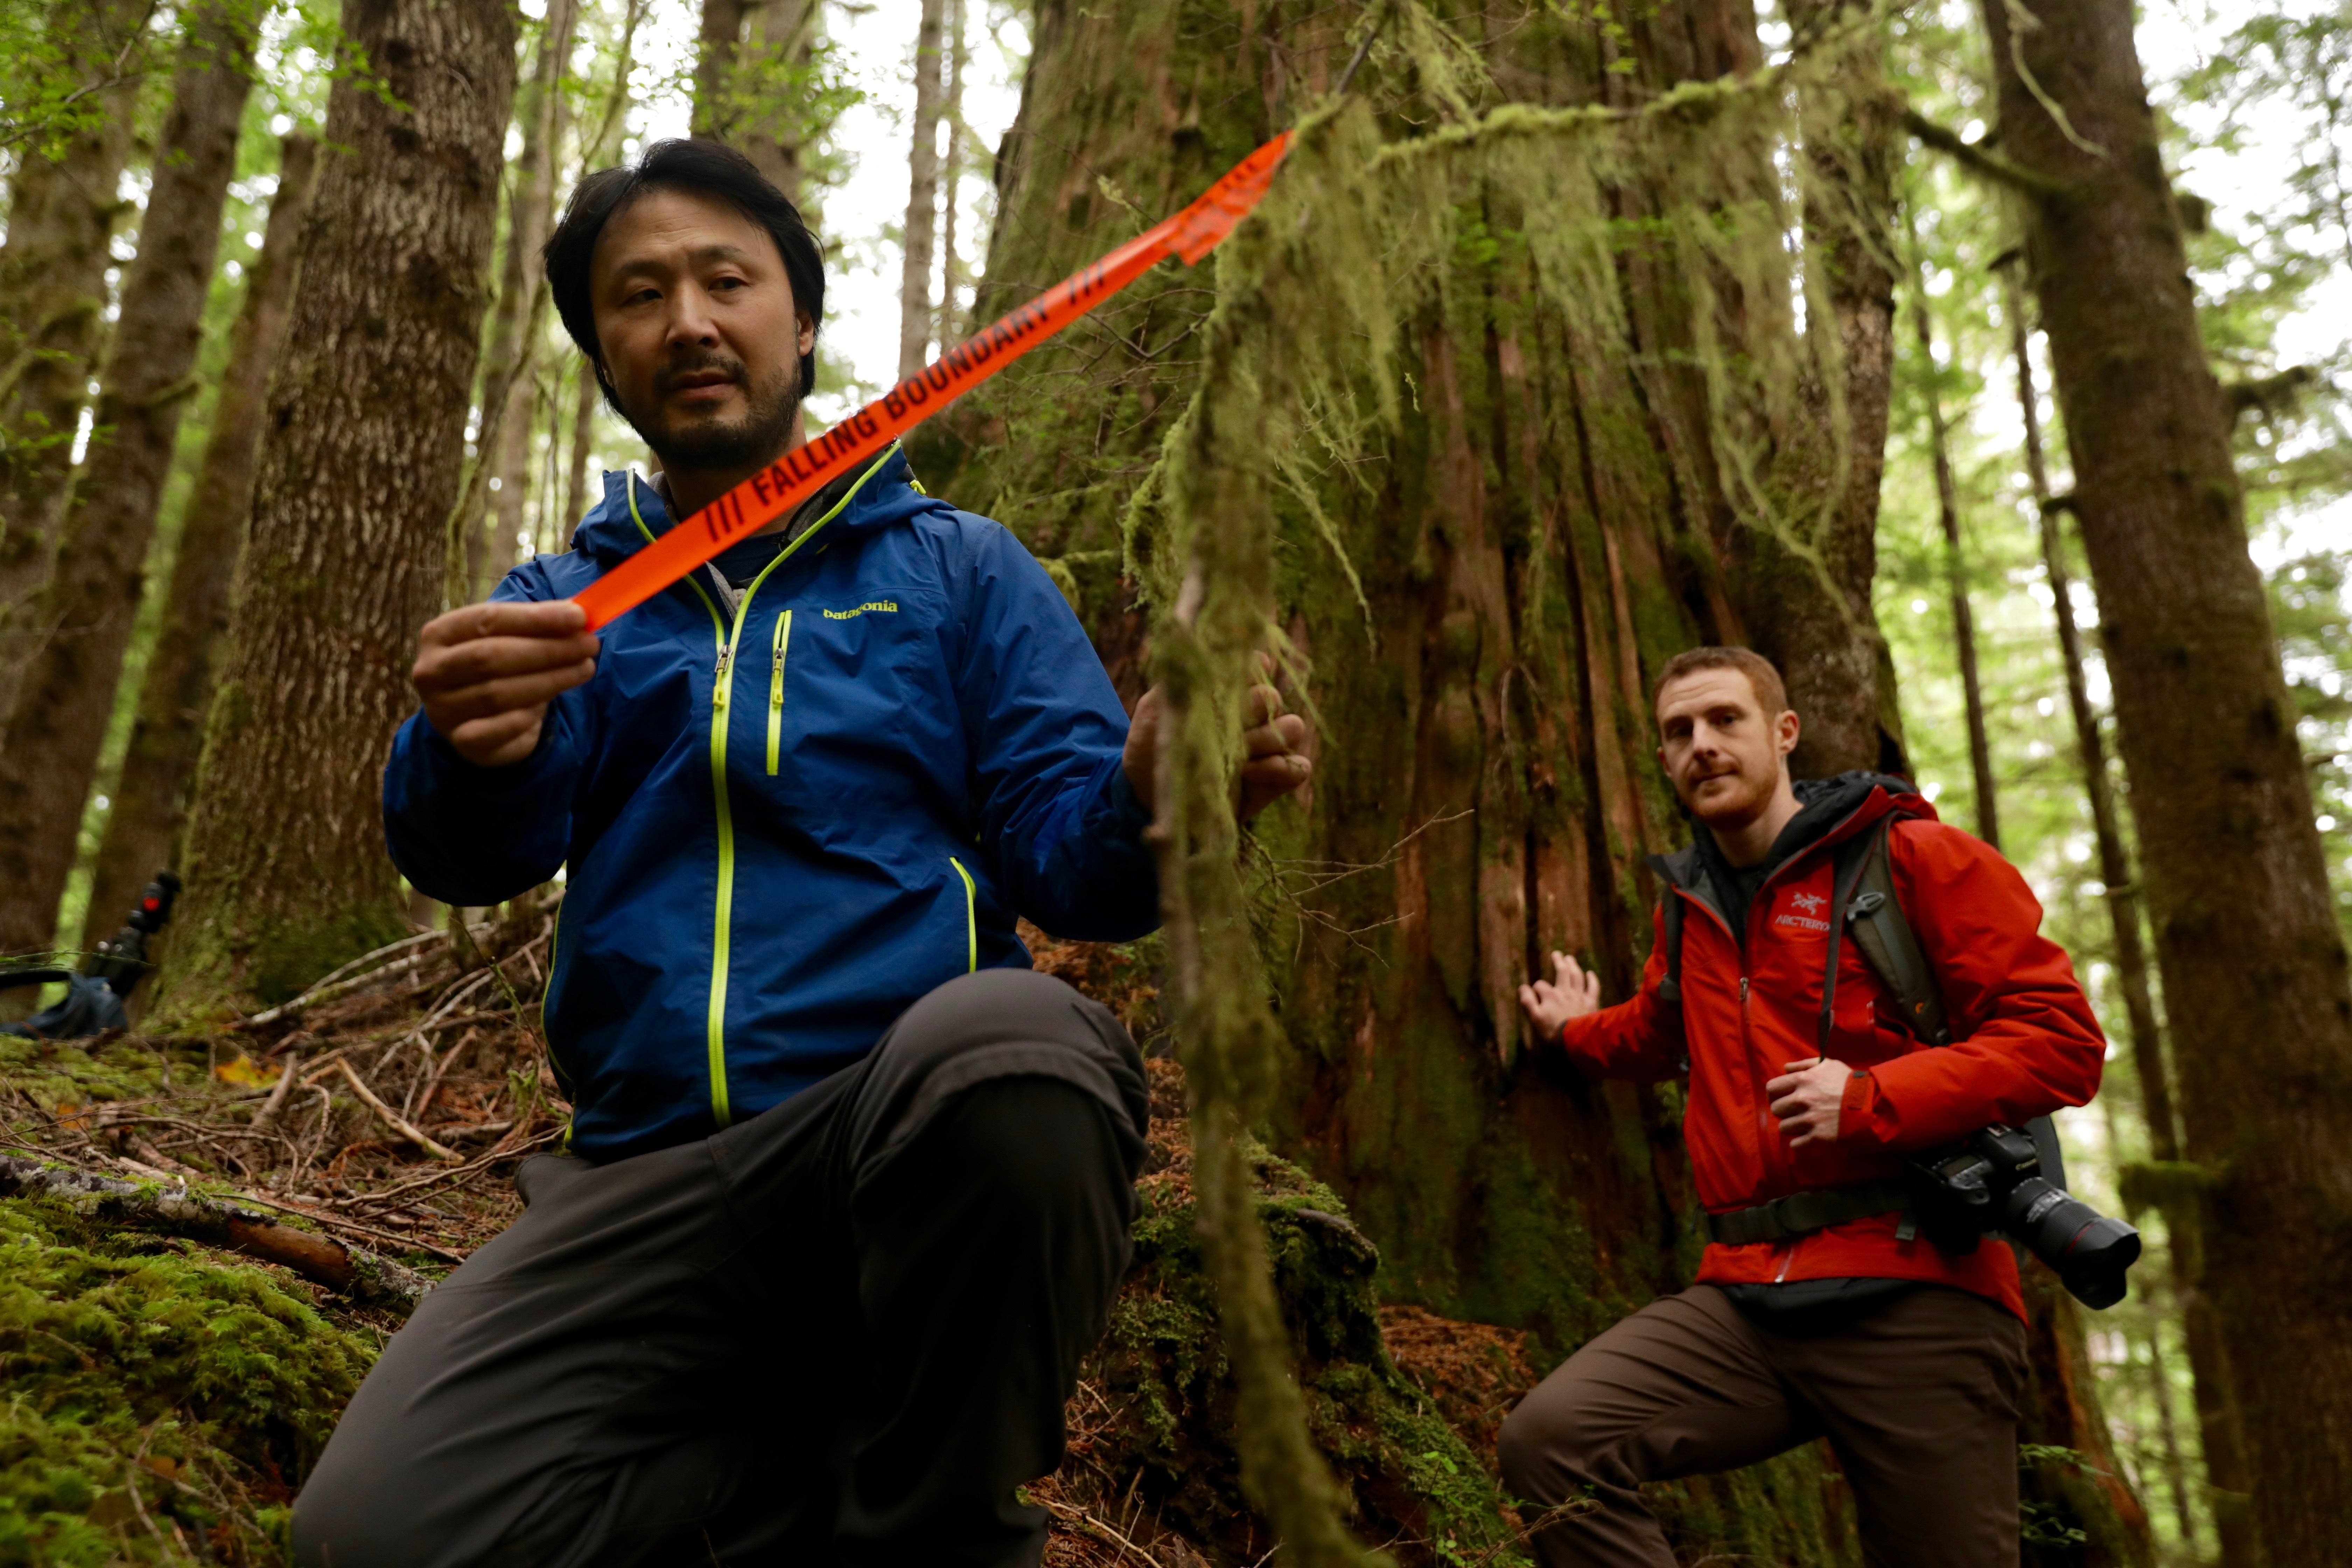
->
xmin=0 ymin=1155 xmax=430 ymax=1318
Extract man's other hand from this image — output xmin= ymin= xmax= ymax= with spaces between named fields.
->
xmin=1518 ymin=951 xmax=1602 ymax=1044
xmin=413 ymin=601 xmax=601 ymax=768
xmin=1766 ymin=1057 xmax=1854 ymax=1149
xmin=1123 ymin=653 xmax=1314 ymax=823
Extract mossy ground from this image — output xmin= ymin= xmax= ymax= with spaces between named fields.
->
xmin=2 ymin=924 xmax=1570 ymax=1567
xmin=0 ymin=1197 xmax=376 ymax=1566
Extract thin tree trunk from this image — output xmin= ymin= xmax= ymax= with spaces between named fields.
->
xmin=2005 ymin=273 xmax=2254 ymax=1568
xmin=563 ymin=357 xmax=598 ymax=539
xmin=935 ymin=0 xmax=966 ymax=347
xmin=78 ymin=133 xmax=320 ymax=958
xmin=2143 ymin=1318 xmax=2197 ymax=1550
xmin=0 ymin=0 xmax=157 ymax=692
xmin=158 ymin=0 xmax=518 ymax=1020
xmin=556 ymin=1 xmax=644 ymax=546
xmin=1909 ymin=223 xmax=1999 ymax=848
xmin=472 ymin=0 xmax=580 ymax=602
xmin=0 ymin=0 xmax=257 ymax=958
xmin=896 ymin=0 xmax=946 ymax=379
xmin=694 ymin=0 xmax=821 ymax=208
xmin=1986 ymin=0 xmax=2352 ymax=1560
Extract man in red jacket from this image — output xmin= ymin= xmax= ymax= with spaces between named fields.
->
xmin=1502 ymin=646 xmax=2106 ymax=1567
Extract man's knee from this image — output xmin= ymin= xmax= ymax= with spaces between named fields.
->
xmin=848 ymin=967 xmax=1149 ymax=1177
xmin=1498 ymin=1378 xmax=1611 ymax=1503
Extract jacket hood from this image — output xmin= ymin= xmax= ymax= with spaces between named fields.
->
xmin=1658 ymin=769 xmax=1938 ymax=897
xmin=570 ymin=444 xmax=931 ymax=566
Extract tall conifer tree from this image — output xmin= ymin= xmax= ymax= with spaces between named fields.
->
xmin=160 ymin=0 xmax=519 ymax=1016
xmin=1984 ymin=0 xmax=2352 ymax=1560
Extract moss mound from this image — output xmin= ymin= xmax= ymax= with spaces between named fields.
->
xmin=0 ymin=1198 xmax=375 ymax=1566
xmin=1043 ymin=1057 xmax=1530 ymax=1567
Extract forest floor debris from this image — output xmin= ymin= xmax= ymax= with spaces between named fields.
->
xmin=0 ymin=909 xmax=1546 ymax=1565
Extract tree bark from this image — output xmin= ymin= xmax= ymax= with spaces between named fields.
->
xmin=2007 ymin=273 xmax=2253 ymax=1568
xmin=1735 ymin=0 xmax=1905 ymax=780
xmin=0 ymin=0 xmax=258 ymax=958
xmin=0 ymin=0 xmax=157 ymax=695
xmin=896 ymin=0 xmax=946 ymax=379
xmin=78 ymin=133 xmax=321 ymax=960
xmin=1985 ymin=0 xmax=2352 ymax=1560
xmin=468 ymin=0 xmax=579 ymax=603
xmin=1910 ymin=232 xmax=2000 ymax=848
xmin=158 ymin=0 xmax=518 ymax=1020
xmin=693 ymin=0 xmax=825 ymax=209
xmin=939 ymin=1 xmax=1920 ymax=1556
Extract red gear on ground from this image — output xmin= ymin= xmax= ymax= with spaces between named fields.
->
xmin=1557 ymin=785 xmax=2106 ymax=1321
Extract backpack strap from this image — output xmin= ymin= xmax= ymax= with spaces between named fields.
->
xmin=1816 ymin=826 xmax=1886 ymax=1057
xmin=1644 ymin=850 xmax=1698 ymax=1009
xmin=1659 ymin=880 xmax=1686 ymax=1008
xmin=1837 ymin=817 xmax=1951 ymax=1048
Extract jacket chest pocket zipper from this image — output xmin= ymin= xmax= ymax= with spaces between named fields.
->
xmin=766 ymin=609 xmax=792 ymax=776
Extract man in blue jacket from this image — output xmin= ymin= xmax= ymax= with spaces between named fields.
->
xmin=294 ymin=139 xmax=1310 ymax=1568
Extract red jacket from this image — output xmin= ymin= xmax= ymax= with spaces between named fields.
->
xmin=1558 ymin=780 xmax=2106 ymax=1321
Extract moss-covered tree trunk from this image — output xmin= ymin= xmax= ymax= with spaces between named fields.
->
xmin=930 ymin=1 xmax=1842 ymax=1557
xmin=159 ymin=0 xmax=517 ymax=1020
xmin=937 ymin=2 xmax=2143 ymax=1558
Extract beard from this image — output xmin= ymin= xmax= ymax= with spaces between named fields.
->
xmin=1678 ymin=757 xmax=1777 ymax=829
xmin=616 ymin=350 xmax=803 ymax=476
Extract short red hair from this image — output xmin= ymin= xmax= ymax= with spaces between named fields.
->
xmin=1652 ymin=646 xmax=1789 ymax=722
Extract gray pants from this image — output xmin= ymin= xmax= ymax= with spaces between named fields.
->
xmin=1499 ymin=1284 xmax=2029 ymax=1567
xmin=293 ymin=968 xmax=1148 ymax=1568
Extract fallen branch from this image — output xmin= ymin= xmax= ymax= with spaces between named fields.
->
xmin=0 ymin=1153 xmax=433 ymax=1317
xmin=335 ymin=1059 xmax=460 ymax=1161
xmin=233 ymin=949 xmax=439 ymax=1029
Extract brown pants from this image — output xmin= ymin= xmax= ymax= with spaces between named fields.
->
xmin=1497 ymin=1284 xmax=2028 ymax=1567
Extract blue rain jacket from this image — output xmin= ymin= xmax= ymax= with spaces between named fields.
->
xmin=383 ymin=447 xmax=1158 ymax=1161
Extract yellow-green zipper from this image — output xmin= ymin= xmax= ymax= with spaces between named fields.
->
xmin=766 ymin=610 xmax=791 ymax=776
xmin=948 ymin=856 xmax=978 ymax=973
xmin=628 ymin=475 xmax=733 ymax=1125
xmin=629 ymin=455 xmax=895 ymax=1128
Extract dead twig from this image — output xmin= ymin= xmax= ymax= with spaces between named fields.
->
xmin=334 ymin=1060 xmax=460 ymax=1162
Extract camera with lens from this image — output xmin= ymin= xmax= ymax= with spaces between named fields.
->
xmin=1909 ymin=1122 xmax=2141 ymax=1309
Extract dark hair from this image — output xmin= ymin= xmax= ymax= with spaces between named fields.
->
xmin=544 ymin=137 xmax=825 ymax=393
xmin=1653 ymin=646 xmax=1790 ymax=721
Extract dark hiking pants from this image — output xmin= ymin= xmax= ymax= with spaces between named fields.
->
xmin=292 ymin=967 xmax=1147 ymax=1568
xmin=1498 ymin=1284 xmax=2029 ymax=1568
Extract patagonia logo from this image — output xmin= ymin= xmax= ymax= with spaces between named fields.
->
xmin=1773 ymin=889 xmax=1831 ymax=934
xmin=823 ymin=600 xmax=899 ymax=620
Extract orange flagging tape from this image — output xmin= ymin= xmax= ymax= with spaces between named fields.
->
xmin=573 ymin=131 xmax=1293 ymax=631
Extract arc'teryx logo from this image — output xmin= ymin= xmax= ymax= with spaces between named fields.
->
xmin=1776 ymin=889 xmax=1832 ymax=934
